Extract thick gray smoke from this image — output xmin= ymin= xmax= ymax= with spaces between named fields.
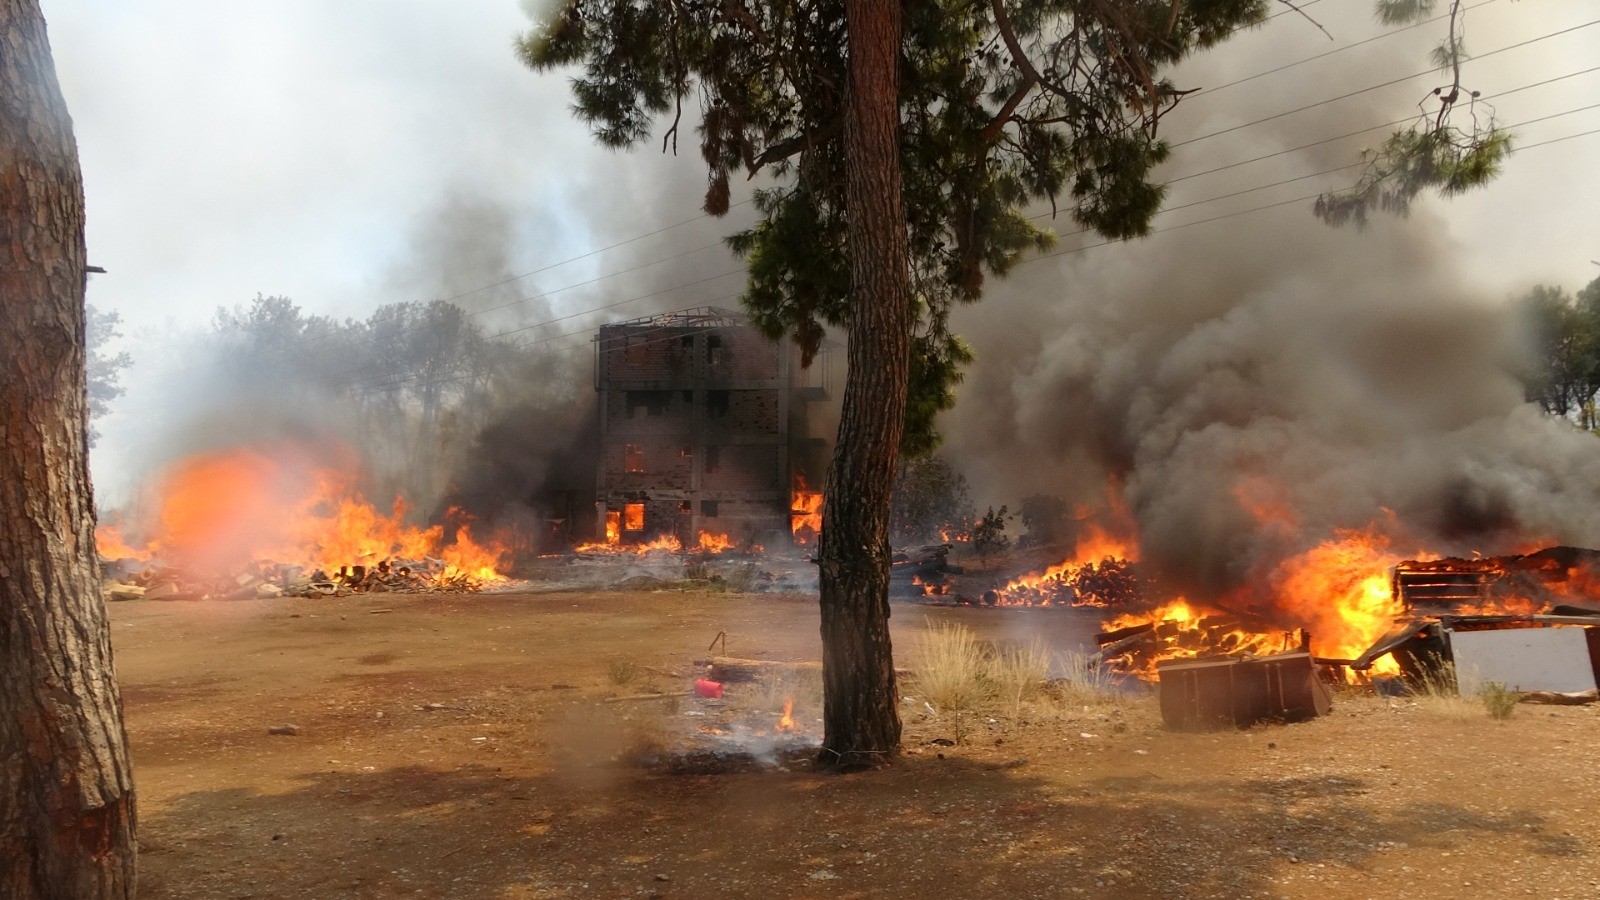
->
xmin=947 ymin=204 xmax=1600 ymax=594
xmin=935 ymin=1 xmax=1600 ymax=594
xmin=94 ymin=186 xmax=600 ymax=539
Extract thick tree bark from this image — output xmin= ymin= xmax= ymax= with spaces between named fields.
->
xmin=817 ymin=0 xmax=908 ymax=765
xmin=0 ymin=1 xmax=139 ymax=896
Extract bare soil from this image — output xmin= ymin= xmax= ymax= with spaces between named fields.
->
xmin=113 ymin=588 xmax=1600 ymax=898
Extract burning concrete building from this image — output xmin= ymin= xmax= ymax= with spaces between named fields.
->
xmin=591 ymin=307 xmax=831 ymax=547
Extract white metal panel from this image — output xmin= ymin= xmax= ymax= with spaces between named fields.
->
xmin=1449 ymin=626 xmax=1598 ymax=695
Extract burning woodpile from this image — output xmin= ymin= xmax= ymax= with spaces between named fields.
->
xmin=983 ymin=556 xmax=1147 ymax=607
xmin=101 ymin=555 xmax=491 ymax=602
xmin=972 ymin=515 xmax=1145 ymax=608
xmin=96 ymin=443 xmax=512 ymax=600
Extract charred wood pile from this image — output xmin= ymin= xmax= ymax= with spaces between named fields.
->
xmin=890 ymin=544 xmax=961 ymax=597
xmin=99 ymin=554 xmax=493 ymax=602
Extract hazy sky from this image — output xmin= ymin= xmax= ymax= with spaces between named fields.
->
xmin=42 ymin=1 xmax=1600 ymax=503
xmin=47 ymin=1 xmax=1599 ymax=335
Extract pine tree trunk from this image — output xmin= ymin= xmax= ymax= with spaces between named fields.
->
xmin=816 ymin=0 xmax=908 ymax=765
xmin=0 ymin=1 xmax=138 ymax=895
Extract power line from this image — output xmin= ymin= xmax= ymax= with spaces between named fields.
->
xmin=1025 ymin=123 xmax=1600 ymax=266
xmin=425 ymin=200 xmax=751 ymax=310
xmin=1171 ymin=15 xmax=1600 ymax=150
xmin=1190 ymin=0 xmax=1501 ymax=102
xmin=1164 ymin=63 xmax=1600 ymax=186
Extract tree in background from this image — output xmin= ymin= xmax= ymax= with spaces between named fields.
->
xmin=972 ymin=505 xmax=1013 ymax=564
xmin=1515 ymin=276 xmax=1600 ymax=430
xmin=889 ymin=454 xmax=975 ymax=545
xmin=204 ymin=294 xmax=552 ymax=510
xmin=0 ymin=0 xmax=138 ymax=894
xmin=1018 ymin=492 xmax=1071 ymax=548
xmin=519 ymin=0 xmax=1270 ymax=760
xmin=85 ymin=304 xmax=132 ymax=447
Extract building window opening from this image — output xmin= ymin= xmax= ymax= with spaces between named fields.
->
xmin=624 ymin=444 xmax=645 ymax=473
xmin=704 ymin=446 xmax=721 ymax=474
xmin=706 ymin=390 xmax=731 ymax=419
xmin=707 ymin=334 xmax=724 ymax=366
xmin=626 ymin=390 xmax=671 ymax=418
xmin=701 ymin=500 xmax=719 ymax=517
xmin=623 ymin=502 xmax=645 ymax=531
xmin=679 ymin=500 xmax=693 ymax=513
xmin=680 ymin=445 xmax=693 ymax=458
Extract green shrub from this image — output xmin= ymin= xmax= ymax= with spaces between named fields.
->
xmin=1480 ymin=681 xmax=1518 ymax=720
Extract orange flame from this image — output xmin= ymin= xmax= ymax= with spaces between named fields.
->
xmin=790 ymin=475 xmax=823 ymax=545
xmin=993 ymin=518 xmax=1140 ymax=607
xmin=1101 ymin=598 xmax=1304 ymax=678
xmin=1097 ymin=526 xmax=1411 ymax=678
xmin=94 ymin=524 xmax=151 ymax=561
xmin=697 ymin=531 xmax=735 ymax=553
xmin=635 ymin=533 xmax=682 ymax=552
xmin=93 ymin=444 xmax=507 ymax=583
xmin=776 ymin=697 xmax=799 ymax=733
xmin=1251 ymin=526 xmax=1406 ymax=667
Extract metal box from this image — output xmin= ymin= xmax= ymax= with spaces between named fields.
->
xmin=1157 ymin=650 xmax=1332 ymax=731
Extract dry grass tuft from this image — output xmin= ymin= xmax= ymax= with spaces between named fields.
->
xmin=907 ymin=620 xmax=991 ymax=715
xmin=1410 ymin=663 xmax=1479 ymax=720
xmin=990 ymin=638 xmax=1054 ymax=719
xmin=1049 ymin=650 xmax=1124 ymax=709
xmin=905 ymin=621 xmax=1120 ymax=732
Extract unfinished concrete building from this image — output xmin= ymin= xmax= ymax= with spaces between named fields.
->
xmin=593 ymin=307 xmax=831 ymax=546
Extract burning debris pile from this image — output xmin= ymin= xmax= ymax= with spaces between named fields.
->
xmin=1093 ymin=601 xmax=1310 ymax=678
xmin=97 ymin=443 xmax=511 ymax=600
xmin=1391 ymin=546 xmax=1600 ymax=615
xmin=984 ymin=556 xmax=1146 ymax=607
xmin=101 ymin=555 xmax=491 ymax=603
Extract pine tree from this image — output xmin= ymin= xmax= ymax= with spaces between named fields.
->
xmin=517 ymin=0 xmax=1269 ymax=761
xmin=1 ymin=0 xmax=138 ymax=893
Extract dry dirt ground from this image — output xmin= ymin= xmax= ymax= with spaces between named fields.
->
xmin=111 ymin=588 xmax=1600 ymax=899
